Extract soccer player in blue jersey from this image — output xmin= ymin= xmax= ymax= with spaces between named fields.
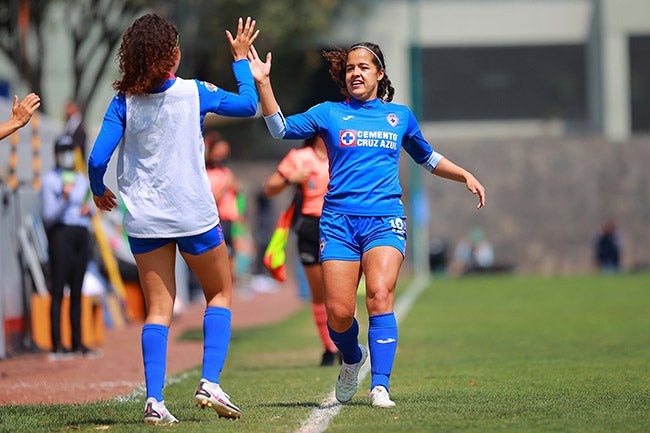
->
xmin=88 ymin=14 xmax=259 ymax=424
xmin=248 ymin=42 xmax=486 ymax=408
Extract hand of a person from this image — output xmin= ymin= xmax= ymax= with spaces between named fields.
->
xmin=12 ymin=93 xmax=40 ymax=127
xmin=93 ymin=187 xmax=117 ymax=212
xmin=465 ymin=175 xmax=486 ymax=209
xmin=247 ymin=45 xmax=272 ymax=84
xmin=62 ymin=183 xmax=73 ymax=200
xmin=288 ymin=168 xmax=310 ymax=185
xmin=80 ymin=203 xmax=91 ymax=216
xmin=226 ymin=17 xmax=259 ymax=61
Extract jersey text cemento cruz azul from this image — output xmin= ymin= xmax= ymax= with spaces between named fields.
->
xmin=282 ymin=97 xmax=436 ymax=216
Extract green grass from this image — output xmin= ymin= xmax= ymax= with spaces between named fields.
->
xmin=1 ymin=273 xmax=649 ymax=432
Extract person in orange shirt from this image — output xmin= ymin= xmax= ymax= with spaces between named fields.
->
xmin=205 ymin=131 xmax=241 ymax=279
xmin=263 ymin=135 xmax=339 ymax=366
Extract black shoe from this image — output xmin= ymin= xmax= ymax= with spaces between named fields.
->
xmin=320 ymin=350 xmax=341 ymax=367
xmin=73 ymin=345 xmax=102 ymax=359
xmin=48 ymin=346 xmax=74 ymax=361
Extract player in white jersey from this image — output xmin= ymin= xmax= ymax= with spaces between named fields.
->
xmin=88 ymin=14 xmax=259 ymax=424
xmin=248 ymin=41 xmax=485 ymax=408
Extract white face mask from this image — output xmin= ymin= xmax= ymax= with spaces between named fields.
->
xmin=56 ymin=150 xmax=76 ymax=170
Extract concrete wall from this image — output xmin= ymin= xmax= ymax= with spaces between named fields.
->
xmin=231 ymin=134 xmax=650 ymax=275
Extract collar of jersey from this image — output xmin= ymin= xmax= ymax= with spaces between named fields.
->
xmin=152 ymin=74 xmax=177 ymax=94
xmin=347 ymin=96 xmax=383 ymax=109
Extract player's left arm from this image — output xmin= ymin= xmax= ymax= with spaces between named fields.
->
xmin=403 ymin=109 xmax=485 ymax=209
xmin=198 ymin=60 xmax=258 ymax=117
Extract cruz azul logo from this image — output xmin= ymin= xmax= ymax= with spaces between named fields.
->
xmin=387 ymin=113 xmax=398 ymax=127
xmin=340 ymin=130 xmax=357 ymax=147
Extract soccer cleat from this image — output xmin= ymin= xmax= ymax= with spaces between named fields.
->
xmin=143 ymin=397 xmax=179 ymax=425
xmin=335 ymin=344 xmax=368 ymax=403
xmin=194 ymin=378 xmax=241 ymax=419
xmin=368 ymin=385 xmax=396 ymax=408
xmin=320 ymin=350 xmax=341 ymax=367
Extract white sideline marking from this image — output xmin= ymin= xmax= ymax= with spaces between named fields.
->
xmin=114 ymin=370 xmax=195 ymax=402
xmin=295 ymin=277 xmax=429 ymax=433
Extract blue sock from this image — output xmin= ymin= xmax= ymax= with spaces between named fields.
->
xmin=328 ymin=318 xmax=361 ymax=364
xmin=141 ymin=324 xmax=168 ymax=401
xmin=368 ymin=313 xmax=398 ymax=391
xmin=201 ymin=306 xmax=232 ymax=383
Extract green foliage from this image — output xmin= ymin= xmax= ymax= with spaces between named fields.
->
xmin=2 ymin=274 xmax=648 ymax=432
xmin=171 ymin=0 xmax=364 ymax=159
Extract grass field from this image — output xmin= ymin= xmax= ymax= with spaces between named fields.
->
xmin=1 ymin=273 xmax=649 ymax=432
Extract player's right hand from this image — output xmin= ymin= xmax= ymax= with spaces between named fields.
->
xmin=93 ymin=187 xmax=117 ymax=211
xmin=226 ymin=17 xmax=259 ymax=61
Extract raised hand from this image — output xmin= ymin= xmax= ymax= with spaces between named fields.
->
xmin=226 ymin=17 xmax=259 ymax=61
xmin=12 ymin=93 xmax=41 ymax=127
xmin=247 ymin=44 xmax=272 ymax=84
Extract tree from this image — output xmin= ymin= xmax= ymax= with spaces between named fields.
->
xmin=170 ymin=0 xmax=365 ymax=158
xmin=63 ymin=0 xmax=151 ymax=114
xmin=0 ymin=0 xmax=152 ymax=114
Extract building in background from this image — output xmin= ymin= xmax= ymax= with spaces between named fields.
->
xmin=328 ymin=0 xmax=650 ymax=141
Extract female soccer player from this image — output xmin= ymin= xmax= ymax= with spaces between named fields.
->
xmin=263 ymin=136 xmax=339 ymax=366
xmin=248 ymin=42 xmax=485 ymax=408
xmin=88 ymin=14 xmax=259 ymax=424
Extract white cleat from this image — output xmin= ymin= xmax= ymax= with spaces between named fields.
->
xmin=143 ymin=397 xmax=179 ymax=425
xmin=368 ymin=385 xmax=396 ymax=408
xmin=335 ymin=345 xmax=368 ymax=403
xmin=194 ymin=378 xmax=241 ymax=419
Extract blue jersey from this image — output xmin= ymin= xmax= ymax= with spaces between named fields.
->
xmin=281 ymin=97 xmax=440 ymax=216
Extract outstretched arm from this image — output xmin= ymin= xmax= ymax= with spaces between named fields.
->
xmin=0 ymin=93 xmax=41 ymax=140
xmin=247 ymin=45 xmax=280 ymax=116
xmin=433 ymin=158 xmax=486 ymax=209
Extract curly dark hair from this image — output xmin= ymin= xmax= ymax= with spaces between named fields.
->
xmin=322 ymin=42 xmax=395 ymax=102
xmin=113 ymin=14 xmax=179 ymax=95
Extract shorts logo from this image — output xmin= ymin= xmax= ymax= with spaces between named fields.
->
xmin=340 ymin=130 xmax=356 ymax=147
xmin=202 ymin=81 xmax=219 ymax=92
xmin=319 ymin=237 xmax=326 ymax=253
xmin=387 ymin=113 xmax=398 ymax=127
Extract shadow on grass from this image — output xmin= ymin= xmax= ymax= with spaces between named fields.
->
xmin=255 ymin=401 xmax=325 ymax=409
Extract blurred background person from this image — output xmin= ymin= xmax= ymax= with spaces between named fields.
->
xmin=205 ymin=131 xmax=242 ymax=284
xmin=41 ymin=134 xmax=95 ymax=359
xmin=450 ymin=227 xmax=494 ymax=275
xmin=594 ymin=220 xmax=621 ymax=273
xmin=63 ymin=100 xmax=87 ymax=160
xmin=263 ymin=136 xmax=339 ymax=366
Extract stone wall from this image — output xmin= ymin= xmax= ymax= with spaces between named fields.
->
xmin=231 ymin=135 xmax=650 ymax=275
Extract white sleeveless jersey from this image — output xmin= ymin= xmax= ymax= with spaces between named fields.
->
xmin=118 ymin=78 xmax=219 ymax=237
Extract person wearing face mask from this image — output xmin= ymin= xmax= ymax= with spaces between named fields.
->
xmin=41 ymin=134 xmax=95 ymax=359
xmin=205 ymin=131 xmax=241 ymax=282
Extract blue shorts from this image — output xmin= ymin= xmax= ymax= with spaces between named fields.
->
xmin=128 ymin=223 xmax=225 ymax=255
xmin=319 ymin=209 xmax=407 ymax=262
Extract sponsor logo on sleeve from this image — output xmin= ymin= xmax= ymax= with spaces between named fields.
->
xmin=201 ymin=81 xmax=219 ymax=92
